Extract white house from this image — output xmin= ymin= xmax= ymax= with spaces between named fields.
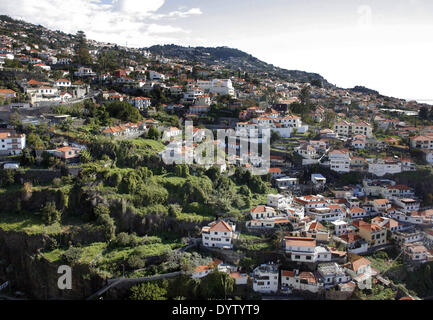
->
xmin=284 ymin=237 xmax=332 ymax=263
xmin=252 ymin=263 xmax=279 ymax=294
xmin=0 ymin=132 xmax=26 ymax=155
xmin=55 ymin=78 xmax=71 ymax=87
xmin=267 ymin=194 xmax=291 ymax=210
xmin=250 ymin=206 xmax=277 ymax=220
xmin=368 ymin=158 xmax=402 ymax=177
xmin=329 ymin=149 xmax=351 ymax=173
xmin=410 ymin=136 xmax=433 ymax=150
xmin=281 ymin=269 xmax=324 ymax=293
xmin=201 ymin=220 xmax=237 ymax=249
xmin=34 ymin=63 xmax=51 ymax=71
xmin=317 ymin=263 xmax=352 ymax=289
xmin=344 ymin=253 xmax=373 ymax=290
xmin=332 ymin=220 xmax=348 ymax=236
xmin=163 ymin=127 xmax=182 ymax=141
xmin=393 ymin=198 xmax=420 ymax=213
xmin=128 ymin=96 xmax=151 ymax=110
xmin=60 ymin=92 xmax=73 ymax=103
xmin=74 ymin=67 xmax=96 ymax=77
xmin=276 ymin=177 xmax=299 ymax=190
xmin=189 ymin=105 xmax=210 ymax=114
xmin=149 ymin=70 xmax=166 ymax=81
xmin=348 ymin=207 xmax=368 ymax=220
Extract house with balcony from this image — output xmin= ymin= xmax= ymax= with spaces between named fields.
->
xmin=393 ymin=198 xmax=420 ymax=213
xmin=267 ymin=194 xmax=292 ymax=210
xmin=368 ymin=158 xmax=402 ymax=177
xmin=332 ymin=220 xmax=348 ymax=236
xmin=309 ymin=204 xmax=347 ymax=222
xmin=252 ymin=263 xmax=279 ymax=294
xmin=283 ymin=237 xmax=332 ymax=263
xmin=393 ymin=229 xmax=424 ymax=245
xmin=329 ymin=149 xmax=351 ymax=173
xmin=402 ymin=243 xmax=429 ymax=264
xmin=380 ymin=184 xmax=415 ymax=199
xmin=317 ymin=263 xmax=352 ymax=289
xmin=0 ymin=132 xmax=26 ymax=155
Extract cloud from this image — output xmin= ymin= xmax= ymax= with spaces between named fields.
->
xmin=151 ymin=7 xmax=203 ymax=19
xmin=0 ymin=0 xmax=203 ymax=47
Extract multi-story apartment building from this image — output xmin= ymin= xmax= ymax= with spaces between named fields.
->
xmin=380 ymin=184 xmax=415 ymax=199
xmin=334 ymin=121 xmax=373 ymax=138
xmin=197 ymin=79 xmax=235 ymax=96
xmin=393 ymin=198 xmax=420 ymax=213
xmin=329 ymin=149 xmax=351 ymax=173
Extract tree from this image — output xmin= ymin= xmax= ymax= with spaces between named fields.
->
xmin=79 ymin=149 xmax=92 ymax=163
xmin=74 ymin=31 xmax=92 ymax=66
xmin=26 ymin=132 xmax=47 ymax=149
xmin=0 ymin=169 xmax=15 ymax=187
xmin=147 ymin=126 xmax=160 ymax=141
xmin=271 ymin=131 xmax=281 ymax=144
xmin=41 ymin=201 xmax=61 ymax=225
xmin=198 ymin=271 xmax=234 ymax=299
xmin=419 ymin=106 xmax=429 ymax=120
xmin=94 ymin=204 xmax=115 ymax=241
xmin=20 ymin=148 xmax=35 ymax=166
xmin=239 ymin=257 xmax=254 ymax=273
xmin=104 ymin=101 xmax=142 ymax=122
xmin=299 ymin=86 xmax=311 ymax=106
xmin=129 ymin=282 xmax=167 ymax=300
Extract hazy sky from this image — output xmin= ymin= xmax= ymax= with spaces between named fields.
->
xmin=2 ymin=0 xmax=433 ymax=101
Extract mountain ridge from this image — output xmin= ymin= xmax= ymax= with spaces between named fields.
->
xmin=147 ymin=44 xmax=334 ymax=88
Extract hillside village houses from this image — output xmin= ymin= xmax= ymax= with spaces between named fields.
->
xmin=4 ymin=18 xmax=433 ymax=300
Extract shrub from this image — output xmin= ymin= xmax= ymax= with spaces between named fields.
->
xmin=62 ymin=247 xmax=83 ymax=265
xmin=129 ymin=282 xmax=167 ymax=300
xmin=41 ymin=201 xmax=61 ymax=225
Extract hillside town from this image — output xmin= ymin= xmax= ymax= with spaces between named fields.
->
xmin=1 ymin=15 xmax=433 ymax=301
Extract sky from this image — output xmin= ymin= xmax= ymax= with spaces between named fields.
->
xmin=1 ymin=0 xmax=433 ymax=102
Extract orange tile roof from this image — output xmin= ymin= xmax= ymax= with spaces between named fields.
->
xmin=285 ymin=237 xmax=316 ymax=247
xmin=281 ymin=270 xmax=295 ymax=277
xmin=348 ymin=253 xmax=371 ymax=272
xmin=209 ymin=220 xmax=233 ymax=233
xmin=0 ymin=89 xmax=16 ymax=94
